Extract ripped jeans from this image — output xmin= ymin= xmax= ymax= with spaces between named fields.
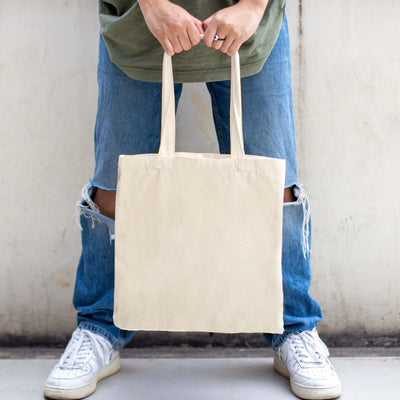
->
xmin=73 ymin=16 xmax=322 ymax=350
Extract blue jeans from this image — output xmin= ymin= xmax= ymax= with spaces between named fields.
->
xmin=73 ymin=16 xmax=322 ymax=350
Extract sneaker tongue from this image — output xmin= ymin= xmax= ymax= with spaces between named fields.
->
xmin=292 ymin=332 xmax=326 ymax=365
xmin=72 ymin=337 xmax=92 ymax=367
xmin=60 ymin=334 xmax=93 ymax=369
xmin=57 ymin=328 xmax=114 ymax=370
xmin=297 ymin=351 xmax=323 ymax=366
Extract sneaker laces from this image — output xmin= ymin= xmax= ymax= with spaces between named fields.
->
xmin=289 ymin=330 xmax=330 ymax=367
xmin=58 ymin=328 xmax=113 ymax=369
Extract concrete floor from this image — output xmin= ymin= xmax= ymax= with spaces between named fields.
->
xmin=0 ymin=349 xmax=399 ymax=399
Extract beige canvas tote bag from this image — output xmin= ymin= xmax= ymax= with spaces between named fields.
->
xmin=114 ymin=52 xmax=285 ymax=333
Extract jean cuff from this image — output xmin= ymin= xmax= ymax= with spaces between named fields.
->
xmin=78 ymin=322 xmax=124 ymax=350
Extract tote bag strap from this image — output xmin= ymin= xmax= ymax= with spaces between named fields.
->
xmin=159 ymin=53 xmax=245 ymax=159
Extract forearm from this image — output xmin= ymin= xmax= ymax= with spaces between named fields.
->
xmin=239 ymin=0 xmax=269 ymax=12
xmin=137 ymin=0 xmax=169 ymax=8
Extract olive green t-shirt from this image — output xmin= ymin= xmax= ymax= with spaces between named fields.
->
xmin=99 ymin=0 xmax=286 ymax=82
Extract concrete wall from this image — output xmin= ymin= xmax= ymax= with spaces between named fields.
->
xmin=1 ymin=1 xmax=399 ymax=345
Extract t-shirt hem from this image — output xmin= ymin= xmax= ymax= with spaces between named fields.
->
xmin=118 ymin=57 xmax=269 ymax=83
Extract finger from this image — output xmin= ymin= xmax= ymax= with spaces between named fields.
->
xmin=163 ymin=39 xmax=175 ymax=56
xmin=203 ymin=20 xmax=217 ymax=47
xmin=177 ymin=32 xmax=192 ymax=51
xmin=211 ymin=34 xmax=225 ymax=50
xmin=170 ymin=36 xmax=184 ymax=54
xmin=202 ymin=16 xmax=212 ymax=32
xmin=212 ymin=29 xmax=230 ymax=50
xmin=192 ymin=17 xmax=204 ymax=35
xmin=219 ymin=36 xmax=235 ymax=54
xmin=187 ymin=22 xmax=202 ymax=46
xmin=226 ymin=39 xmax=242 ymax=57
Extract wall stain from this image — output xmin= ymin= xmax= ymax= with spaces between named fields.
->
xmin=50 ymin=267 xmax=73 ymax=289
xmin=298 ymin=0 xmax=303 ymax=38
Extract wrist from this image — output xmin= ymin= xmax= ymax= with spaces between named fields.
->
xmin=238 ymin=0 xmax=268 ymax=13
xmin=138 ymin=0 xmax=170 ymax=11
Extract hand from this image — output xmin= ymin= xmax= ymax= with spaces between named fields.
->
xmin=202 ymin=1 xmax=268 ymax=56
xmin=138 ymin=0 xmax=204 ymax=55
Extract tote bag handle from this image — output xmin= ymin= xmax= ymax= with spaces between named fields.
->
xmin=159 ymin=53 xmax=245 ymax=159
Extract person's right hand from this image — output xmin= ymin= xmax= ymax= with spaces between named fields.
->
xmin=138 ymin=0 xmax=204 ymax=55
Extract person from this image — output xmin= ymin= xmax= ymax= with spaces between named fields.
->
xmin=44 ymin=1 xmax=341 ymax=399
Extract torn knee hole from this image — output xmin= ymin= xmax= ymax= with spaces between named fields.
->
xmin=75 ymin=184 xmax=115 ymax=241
xmin=284 ymin=186 xmax=297 ymax=203
xmin=80 ymin=183 xmax=100 ymax=212
xmin=76 ymin=184 xmax=101 ymax=228
xmin=284 ymin=184 xmax=311 ymax=258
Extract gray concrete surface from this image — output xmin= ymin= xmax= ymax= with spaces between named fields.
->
xmin=0 ymin=349 xmax=399 ymax=399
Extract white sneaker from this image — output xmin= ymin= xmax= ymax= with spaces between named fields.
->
xmin=44 ymin=327 xmax=120 ymax=399
xmin=274 ymin=329 xmax=341 ymax=400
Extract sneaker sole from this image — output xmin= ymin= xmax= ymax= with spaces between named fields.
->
xmin=43 ymin=354 xmax=121 ymax=400
xmin=273 ymin=355 xmax=342 ymax=400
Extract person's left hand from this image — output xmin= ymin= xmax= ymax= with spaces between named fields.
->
xmin=202 ymin=1 xmax=268 ymax=56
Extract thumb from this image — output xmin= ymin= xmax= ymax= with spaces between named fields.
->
xmin=202 ymin=16 xmax=212 ymax=31
xmin=192 ymin=17 xmax=204 ymax=35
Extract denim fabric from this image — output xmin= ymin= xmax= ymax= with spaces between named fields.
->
xmin=73 ymin=207 xmax=134 ymax=349
xmin=263 ymin=199 xmax=323 ymax=349
xmin=73 ymin=15 xmax=322 ymax=349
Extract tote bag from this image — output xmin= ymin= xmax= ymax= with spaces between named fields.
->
xmin=114 ymin=53 xmax=285 ymax=333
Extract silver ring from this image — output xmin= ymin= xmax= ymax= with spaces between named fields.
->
xmin=213 ymin=34 xmax=225 ymax=41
